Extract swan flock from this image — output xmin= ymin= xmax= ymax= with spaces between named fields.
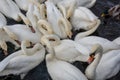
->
xmin=0 ymin=0 xmax=120 ymax=80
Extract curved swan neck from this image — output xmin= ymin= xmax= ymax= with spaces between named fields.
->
xmin=75 ymin=20 xmax=101 ymax=41
xmin=58 ymin=17 xmax=72 ymax=38
xmin=38 ymin=20 xmax=53 ymax=35
xmin=41 ymin=36 xmax=54 ymax=55
xmin=21 ymin=41 xmax=30 ymax=55
xmin=18 ymin=13 xmax=30 ymax=26
xmin=85 ymin=45 xmax=103 ymax=79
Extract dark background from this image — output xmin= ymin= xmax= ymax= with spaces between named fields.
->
xmin=0 ymin=0 xmax=120 ymax=80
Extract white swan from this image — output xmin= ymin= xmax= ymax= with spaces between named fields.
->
xmin=57 ymin=0 xmax=96 ymax=18
xmin=26 ymin=3 xmax=46 ymax=31
xmin=0 ymin=40 xmax=45 ymax=79
xmin=45 ymin=1 xmax=72 ymax=38
xmin=72 ymin=7 xmax=100 ymax=40
xmin=0 ymin=0 xmax=29 ymax=23
xmin=76 ymin=36 xmax=120 ymax=53
xmin=71 ymin=7 xmax=100 ymax=30
xmin=41 ymin=34 xmax=100 ymax=63
xmin=85 ymin=48 xmax=120 ymax=80
xmin=3 ymin=19 xmax=53 ymax=44
xmin=45 ymin=38 xmax=88 ymax=80
xmin=0 ymin=13 xmax=7 ymax=27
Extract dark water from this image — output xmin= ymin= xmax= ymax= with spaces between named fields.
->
xmin=0 ymin=0 xmax=120 ymax=80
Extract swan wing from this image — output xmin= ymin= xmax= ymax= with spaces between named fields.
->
xmin=47 ymin=58 xmax=88 ymax=80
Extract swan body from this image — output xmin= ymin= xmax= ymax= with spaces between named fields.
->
xmin=57 ymin=0 xmax=96 ymax=18
xmin=46 ymin=54 xmax=88 ymax=80
xmin=0 ymin=41 xmax=45 ymax=77
xmin=49 ymin=0 xmax=96 ymax=8
xmin=45 ymin=1 xmax=72 ymax=38
xmin=85 ymin=48 xmax=120 ymax=80
xmin=15 ymin=0 xmax=32 ymax=11
xmin=76 ymin=36 xmax=120 ymax=53
xmin=71 ymin=7 xmax=101 ymax=40
xmin=54 ymin=40 xmax=99 ymax=62
xmin=14 ymin=0 xmax=44 ymax=11
xmin=3 ymin=19 xmax=53 ymax=44
xmin=4 ymin=24 xmax=41 ymax=43
xmin=113 ymin=37 xmax=120 ymax=46
xmin=0 ymin=0 xmax=27 ymax=21
xmin=95 ymin=49 xmax=120 ymax=80
xmin=45 ymin=38 xmax=88 ymax=80
xmin=70 ymin=7 xmax=100 ymax=31
xmin=0 ymin=13 xmax=7 ymax=27
xmin=41 ymin=34 xmax=100 ymax=62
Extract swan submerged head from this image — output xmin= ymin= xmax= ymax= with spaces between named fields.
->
xmin=21 ymin=40 xmax=44 ymax=56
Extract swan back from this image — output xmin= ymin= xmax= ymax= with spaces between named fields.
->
xmin=5 ymin=24 xmax=41 ymax=43
xmin=0 ymin=13 xmax=7 ymax=27
xmin=46 ymin=53 xmax=88 ymax=80
xmin=15 ymin=0 xmax=30 ymax=11
xmin=76 ymin=36 xmax=120 ymax=52
xmin=46 ymin=1 xmax=71 ymax=38
xmin=45 ymin=1 xmax=62 ymax=33
xmin=0 ymin=43 xmax=45 ymax=76
xmin=0 ymin=0 xmax=21 ymax=21
xmin=70 ymin=7 xmax=98 ymax=30
xmin=95 ymin=49 xmax=120 ymax=79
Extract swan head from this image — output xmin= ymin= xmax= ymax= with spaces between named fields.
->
xmin=38 ymin=20 xmax=53 ymax=35
xmin=21 ymin=40 xmax=32 ymax=48
xmin=46 ymin=53 xmax=54 ymax=62
xmin=21 ymin=40 xmax=32 ymax=55
xmin=85 ymin=45 xmax=103 ymax=79
xmin=33 ymin=43 xmax=44 ymax=52
xmin=41 ymin=34 xmax=60 ymax=47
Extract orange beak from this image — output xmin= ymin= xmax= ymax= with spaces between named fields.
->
xmin=87 ymin=55 xmax=94 ymax=64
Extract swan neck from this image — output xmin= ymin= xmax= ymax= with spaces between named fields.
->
xmin=42 ymin=38 xmax=54 ymax=55
xmin=21 ymin=42 xmax=28 ymax=55
xmin=58 ymin=18 xmax=72 ymax=37
xmin=85 ymin=45 xmax=103 ymax=79
xmin=75 ymin=20 xmax=100 ymax=41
